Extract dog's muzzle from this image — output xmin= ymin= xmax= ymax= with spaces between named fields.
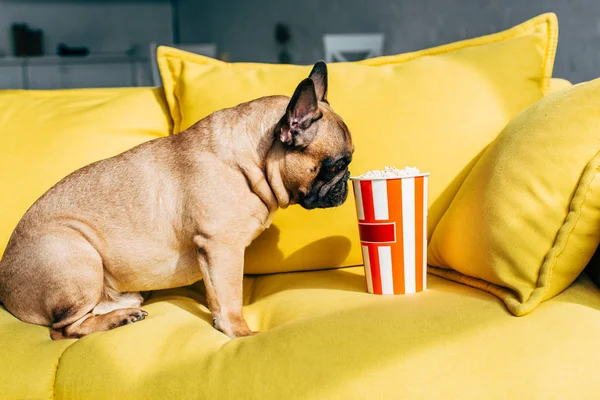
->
xmin=299 ymin=170 xmax=350 ymax=210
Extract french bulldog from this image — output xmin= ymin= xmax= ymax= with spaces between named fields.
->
xmin=0 ymin=61 xmax=353 ymax=340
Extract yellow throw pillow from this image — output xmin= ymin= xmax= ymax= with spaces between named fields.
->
xmin=548 ymin=77 xmax=573 ymax=94
xmin=158 ymin=13 xmax=558 ymax=274
xmin=0 ymin=88 xmax=172 ymax=256
xmin=428 ymin=77 xmax=600 ymax=316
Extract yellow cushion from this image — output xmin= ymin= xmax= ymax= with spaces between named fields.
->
xmin=158 ymin=13 xmax=558 ymax=274
xmin=3 ymin=268 xmax=597 ymax=398
xmin=0 ymin=88 xmax=172 ymax=256
xmin=549 ymin=77 xmax=573 ymax=93
xmin=0 ymin=307 xmax=75 ymax=399
xmin=428 ymin=77 xmax=600 ymax=316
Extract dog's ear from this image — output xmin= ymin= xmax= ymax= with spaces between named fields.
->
xmin=308 ymin=60 xmax=328 ymax=103
xmin=279 ymin=78 xmax=322 ymax=148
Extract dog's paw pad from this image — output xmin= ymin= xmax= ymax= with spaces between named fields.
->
xmin=113 ymin=309 xmax=147 ymax=328
xmin=129 ymin=310 xmax=147 ymax=322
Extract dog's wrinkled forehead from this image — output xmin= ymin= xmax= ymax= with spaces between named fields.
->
xmin=309 ymin=103 xmax=353 ymax=157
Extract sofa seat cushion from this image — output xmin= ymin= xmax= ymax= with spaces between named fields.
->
xmin=3 ymin=268 xmax=598 ymax=399
xmin=0 ymin=306 xmax=76 ymax=399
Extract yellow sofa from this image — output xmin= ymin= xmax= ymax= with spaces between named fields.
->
xmin=2 ymin=14 xmax=600 ymax=400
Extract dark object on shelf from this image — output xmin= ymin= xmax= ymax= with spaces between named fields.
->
xmin=11 ymin=23 xmax=43 ymax=57
xmin=57 ymin=43 xmax=89 ymax=57
xmin=274 ymin=23 xmax=292 ymax=64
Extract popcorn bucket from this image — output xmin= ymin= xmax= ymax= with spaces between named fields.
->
xmin=350 ymin=172 xmax=429 ymax=295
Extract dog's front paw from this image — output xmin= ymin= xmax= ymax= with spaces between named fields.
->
xmin=213 ymin=315 xmax=258 ymax=338
xmin=231 ymin=328 xmax=259 ymax=338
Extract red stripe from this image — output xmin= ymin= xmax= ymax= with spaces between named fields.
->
xmin=360 ymin=180 xmax=375 ymax=221
xmin=367 ymin=244 xmax=382 ymax=294
xmin=358 ymin=223 xmax=395 ymax=243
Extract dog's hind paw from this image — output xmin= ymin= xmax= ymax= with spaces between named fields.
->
xmin=108 ymin=308 xmax=148 ymax=329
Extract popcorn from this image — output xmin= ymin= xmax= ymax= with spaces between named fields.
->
xmin=357 ymin=166 xmax=421 ymax=179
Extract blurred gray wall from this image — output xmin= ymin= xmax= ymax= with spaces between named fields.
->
xmin=0 ymin=0 xmax=172 ymax=56
xmin=178 ymin=0 xmax=600 ymax=84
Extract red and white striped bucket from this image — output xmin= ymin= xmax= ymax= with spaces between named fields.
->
xmin=350 ymin=173 xmax=429 ymax=295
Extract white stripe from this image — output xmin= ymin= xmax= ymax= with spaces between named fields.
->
xmin=372 ymin=180 xmax=389 ymax=220
xmin=362 ymin=245 xmax=373 ymax=294
xmin=402 ymin=178 xmax=416 ymax=294
xmin=353 ymin=181 xmax=365 ymax=220
xmin=423 ymin=176 xmax=428 ymax=291
xmin=378 ymin=246 xmax=393 ymax=294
